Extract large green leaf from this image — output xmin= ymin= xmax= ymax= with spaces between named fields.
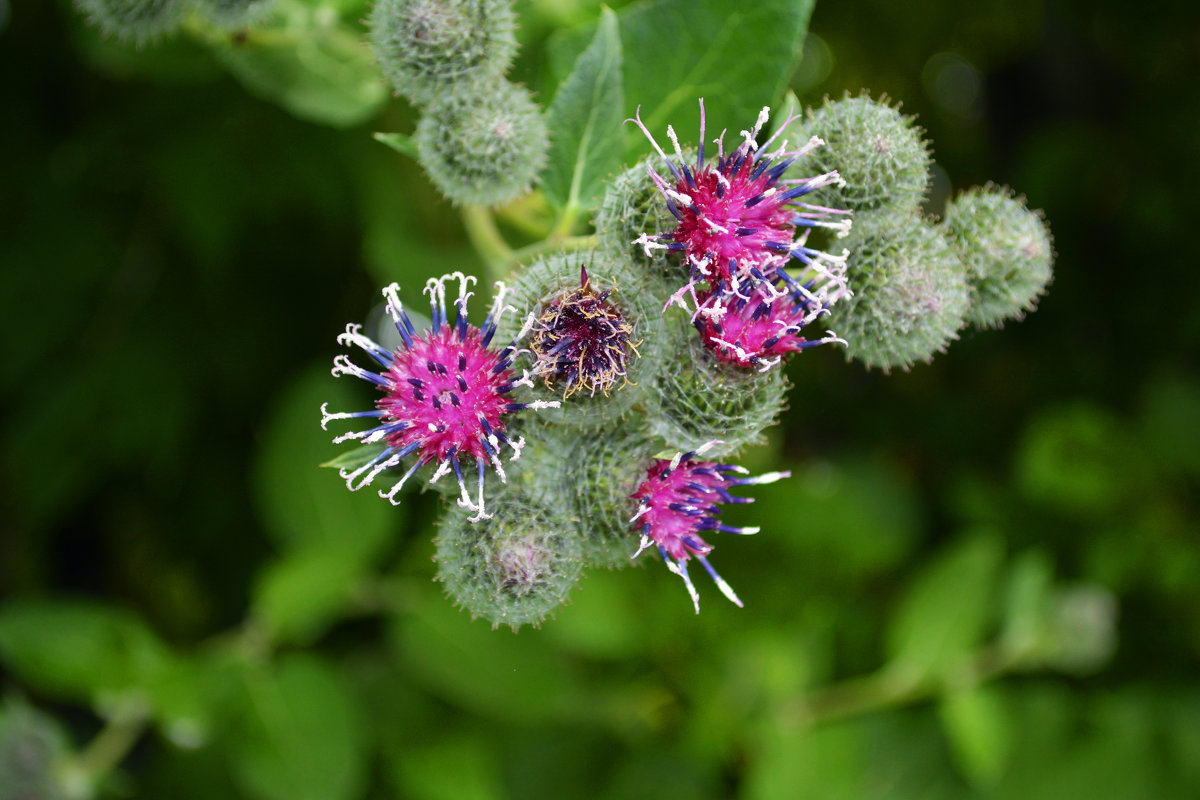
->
xmin=251 ymin=546 xmax=371 ymax=646
xmin=208 ymin=0 xmax=387 ymax=128
xmin=884 ymin=533 xmax=1004 ymax=685
xmin=0 ymin=601 xmax=170 ymax=706
xmin=252 ymin=367 xmax=394 ymax=552
xmin=229 ymin=655 xmax=366 ymax=800
xmin=542 ymin=6 xmax=624 ymax=213
xmin=548 ymin=0 xmax=814 ymax=162
xmin=938 ymin=684 xmax=1015 ymax=787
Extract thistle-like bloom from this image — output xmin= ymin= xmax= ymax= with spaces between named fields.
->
xmin=322 ymin=273 xmax=558 ymax=521
xmin=528 ymin=266 xmax=640 ymax=398
xmin=629 ymin=99 xmax=852 ymax=295
xmin=630 ymin=441 xmax=789 ymax=613
xmin=692 ymin=273 xmax=847 ymax=371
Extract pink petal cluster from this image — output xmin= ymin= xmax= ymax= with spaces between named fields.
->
xmin=323 ymin=273 xmax=558 ymax=521
xmin=630 ymin=100 xmax=852 ymax=369
xmin=630 ymin=442 xmax=789 ymax=612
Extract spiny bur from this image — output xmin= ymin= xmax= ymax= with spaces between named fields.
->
xmin=941 ymin=185 xmax=1054 ymax=328
xmin=435 ymin=487 xmax=582 ymax=630
xmin=192 ymin=0 xmax=274 ymax=29
xmin=560 ymin=426 xmax=660 ymax=569
xmin=800 ymin=94 xmax=931 ymax=214
xmin=594 ymin=154 xmax=693 ymax=285
xmin=832 ymin=209 xmax=970 ymax=370
xmin=496 ymin=251 xmax=670 ymax=429
xmin=647 ymin=315 xmax=789 ymax=458
xmin=415 ymin=77 xmax=547 ymax=206
xmin=76 ymin=0 xmax=185 ymax=43
xmin=369 ymin=0 xmax=517 ymax=105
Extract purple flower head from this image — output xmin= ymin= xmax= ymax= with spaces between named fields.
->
xmin=692 ymin=271 xmax=848 ymax=371
xmin=528 ymin=266 xmax=640 ymax=398
xmin=629 ymin=99 xmax=852 ymax=299
xmin=323 ymin=273 xmax=558 ymax=522
xmin=630 ymin=441 xmax=790 ymax=613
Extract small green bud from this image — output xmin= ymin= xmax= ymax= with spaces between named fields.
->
xmin=941 ymin=185 xmax=1054 ymax=328
xmin=369 ymin=0 xmax=517 ymax=105
xmin=594 ymin=155 xmax=690 ymax=286
xmin=647 ymin=315 xmax=789 ymax=458
xmin=192 ymin=0 xmax=273 ymax=29
xmin=75 ymin=0 xmax=185 ymax=43
xmin=415 ymin=78 xmax=547 ymax=206
xmin=831 ymin=209 xmax=970 ymax=371
xmin=496 ymin=251 xmax=667 ymax=429
xmin=435 ymin=487 xmax=582 ymax=630
xmin=800 ymin=94 xmax=931 ymax=213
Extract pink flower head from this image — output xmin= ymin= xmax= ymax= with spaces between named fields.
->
xmin=323 ymin=273 xmax=557 ymax=522
xmin=630 ymin=441 xmax=790 ymax=613
xmin=693 ymin=271 xmax=849 ymax=371
xmin=629 ymin=99 xmax=852 ymax=296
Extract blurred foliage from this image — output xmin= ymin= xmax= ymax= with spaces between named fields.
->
xmin=1 ymin=0 xmax=1198 ymax=798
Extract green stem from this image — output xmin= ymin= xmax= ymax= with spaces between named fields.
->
xmin=784 ymin=644 xmax=1019 ymax=728
xmin=461 ymin=207 xmax=515 ymax=282
xmin=70 ymin=705 xmax=149 ymax=788
xmin=550 ymin=204 xmax=581 ymax=241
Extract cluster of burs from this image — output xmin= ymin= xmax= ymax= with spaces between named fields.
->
xmin=75 ymin=0 xmax=273 ymax=39
xmin=82 ymin=0 xmax=1053 ymax=628
xmin=354 ymin=1 xmax=1053 ymax=629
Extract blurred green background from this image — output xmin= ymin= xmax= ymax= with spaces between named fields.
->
xmin=1 ymin=0 xmax=1198 ymax=798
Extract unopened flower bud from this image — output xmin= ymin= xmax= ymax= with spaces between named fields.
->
xmin=435 ymin=488 xmax=582 ymax=630
xmin=647 ymin=317 xmax=789 ymax=457
xmin=941 ymin=185 xmax=1054 ymax=328
xmin=76 ymin=0 xmax=184 ymax=42
xmin=831 ymin=209 xmax=970 ymax=370
xmin=369 ymin=0 xmax=517 ymax=105
xmin=192 ymin=0 xmax=273 ymax=29
xmin=799 ymin=94 xmax=931 ymax=213
xmin=415 ymin=77 xmax=547 ymax=206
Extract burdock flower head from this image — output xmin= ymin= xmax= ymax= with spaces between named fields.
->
xmin=630 ymin=441 xmax=789 ymax=612
xmin=322 ymin=273 xmax=558 ymax=521
xmin=528 ymin=266 xmax=640 ymax=398
xmin=629 ymin=99 xmax=852 ymax=298
xmin=693 ymin=270 xmax=848 ymax=371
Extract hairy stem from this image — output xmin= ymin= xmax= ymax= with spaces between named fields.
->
xmin=461 ymin=206 xmax=516 ymax=282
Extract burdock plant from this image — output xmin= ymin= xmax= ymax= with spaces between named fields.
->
xmin=311 ymin=9 xmax=1053 ymax=626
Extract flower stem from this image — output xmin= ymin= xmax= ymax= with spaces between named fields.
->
xmin=67 ymin=704 xmax=149 ymax=791
xmin=782 ymin=644 xmax=1020 ymax=729
xmin=461 ymin=206 xmax=515 ymax=282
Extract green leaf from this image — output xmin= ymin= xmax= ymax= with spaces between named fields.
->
xmin=938 ymin=684 xmax=1014 ymax=787
xmin=0 ymin=601 xmax=170 ymax=706
xmin=548 ymin=0 xmax=814 ymax=162
xmin=999 ymin=549 xmax=1055 ymax=660
xmin=542 ymin=6 xmax=624 ymax=212
xmin=885 ymin=533 xmax=1003 ymax=684
xmin=373 ymin=132 xmax=419 ymax=159
xmin=252 ymin=546 xmax=371 ymax=645
xmin=388 ymin=584 xmax=580 ymax=724
xmin=320 ymin=442 xmax=388 ymax=472
xmin=252 ymin=367 xmax=395 ymax=552
xmin=229 ymin=655 xmax=366 ymax=800
xmin=390 ymin=734 xmax=505 ymax=800
xmin=208 ymin=3 xmax=387 ymax=128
